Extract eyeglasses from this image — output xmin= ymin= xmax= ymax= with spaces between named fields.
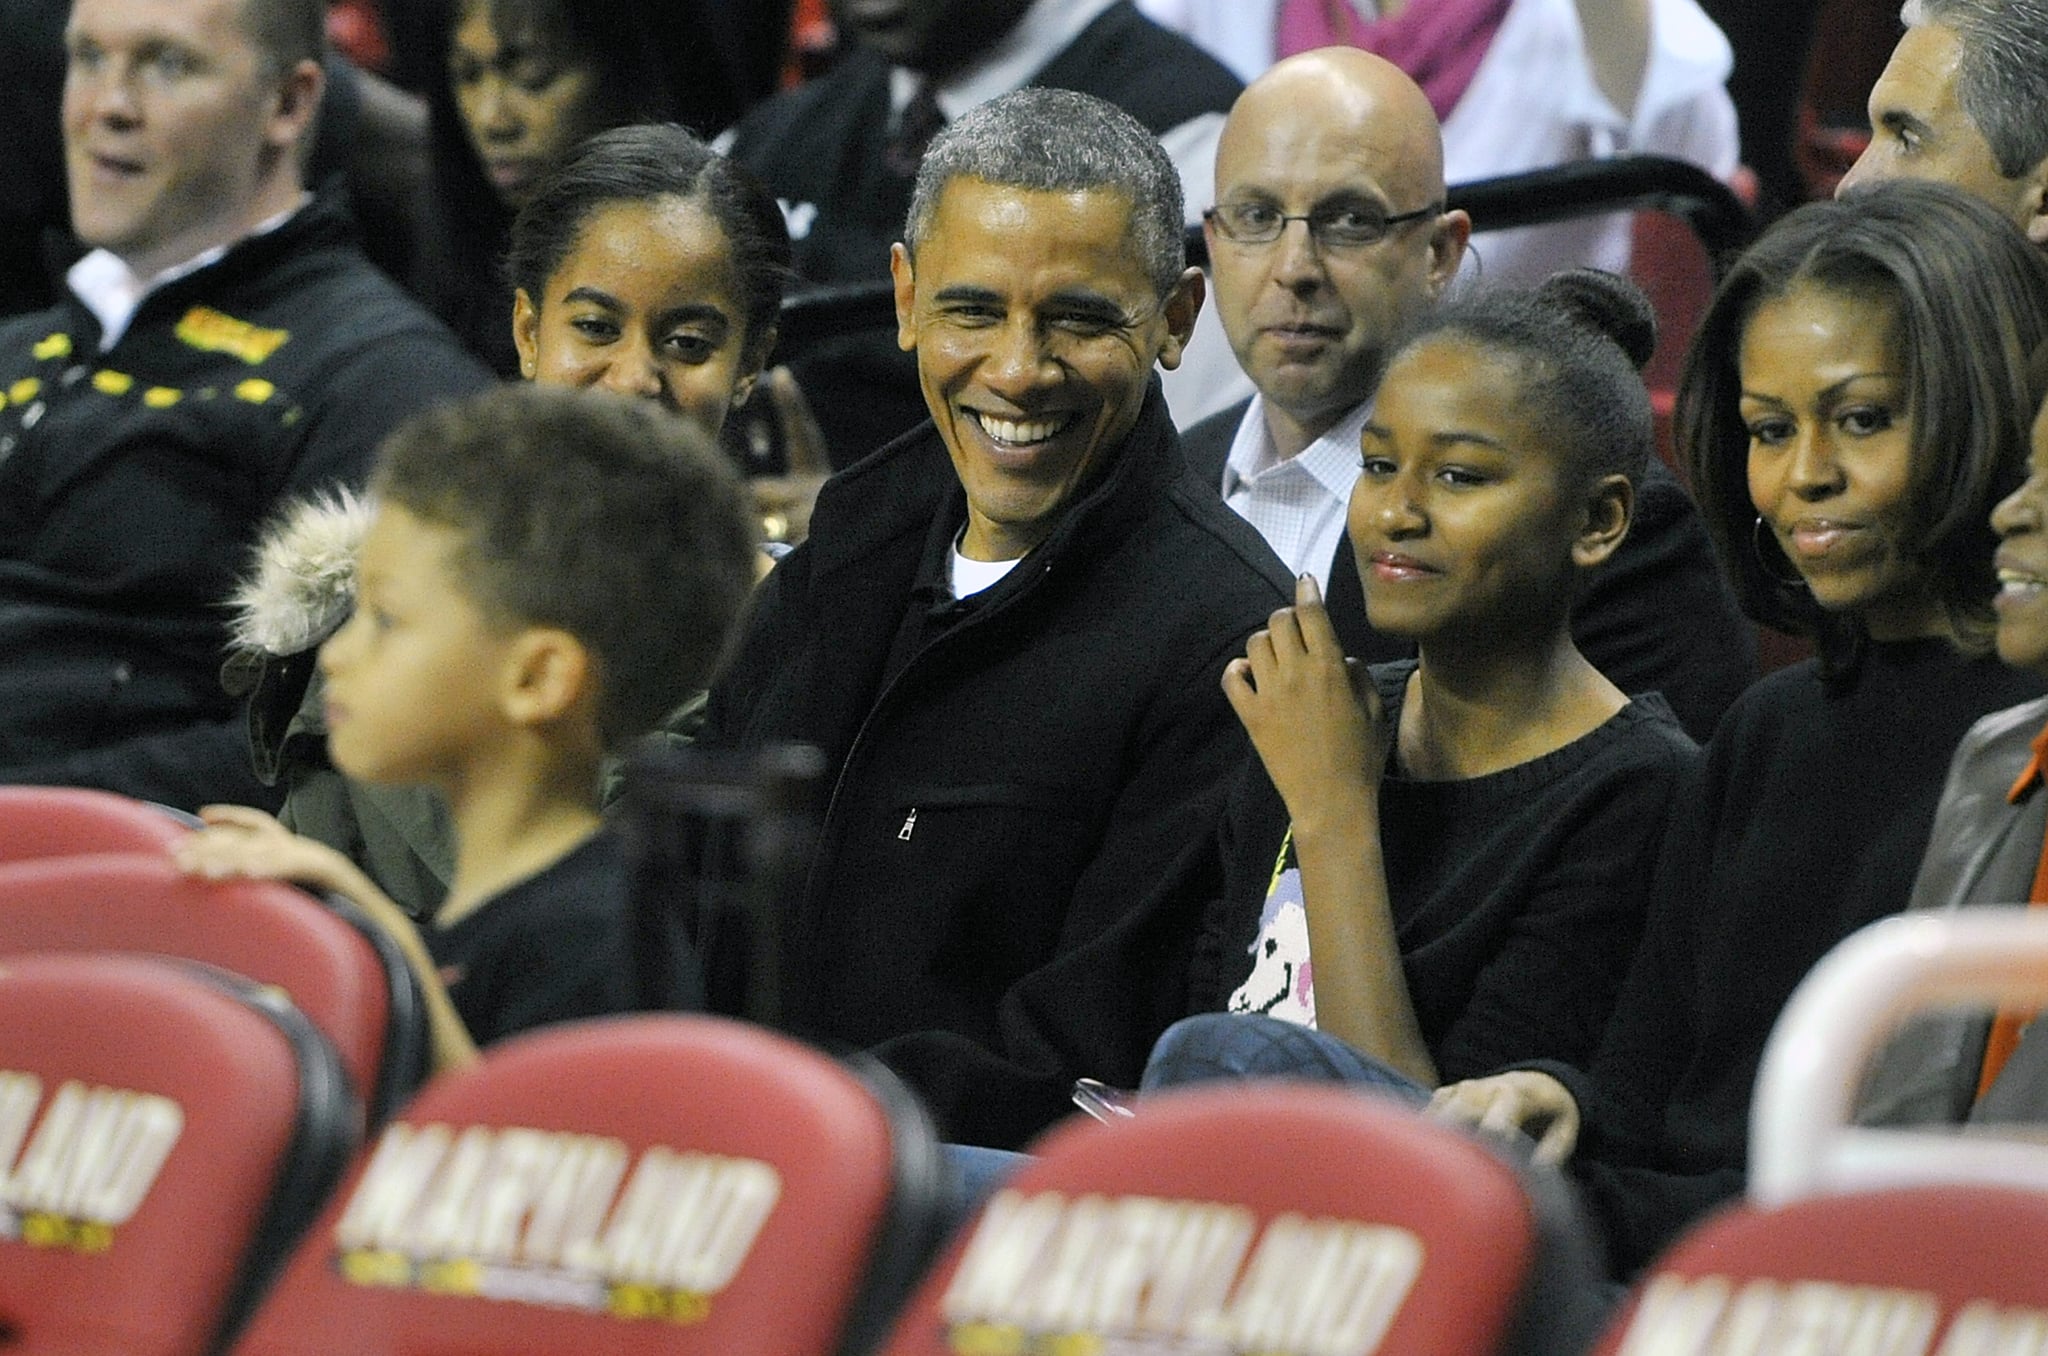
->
xmin=1203 ymin=199 xmax=1443 ymax=251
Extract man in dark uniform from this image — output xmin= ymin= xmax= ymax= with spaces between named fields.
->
xmin=0 ymin=0 xmax=487 ymax=808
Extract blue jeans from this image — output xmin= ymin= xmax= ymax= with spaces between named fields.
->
xmin=938 ymin=1015 xmax=1427 ymax=1240
xmin=1141 ymin=1012 xmax=1430 ymax=1105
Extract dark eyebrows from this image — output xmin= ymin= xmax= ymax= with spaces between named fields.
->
xmin=560 ymin=285 xmax=623 ymax=310
xmin=1358 ymin=422 xmax=1509 ymax=453
xmin=1429 ymin=430 xmax=1511 ymax=453
xmin=1220 ymin=184 xmax=1394 ymax=212
xmin=928 ymin=284 xmax=1138 ymax=326
xmin=1877 ymin=107 xmax=1934 ymax=143
xmin=1818 ymin=372 xmax=1903 ymax=402
xmin=1314 ymin=188 xmax=1395 ymax=214
xmin=559 ymin=287 xmax=732 ymax=333
xmin=1741 ymin=373 xmax=1901 ymax=404
xmin=654 ymin=303 xmax=731 ymax=334
xmin=932 ymin=284 xmax=1003 ymax=308
xmin=1043 ymin=289 xmax=1136 ymax=326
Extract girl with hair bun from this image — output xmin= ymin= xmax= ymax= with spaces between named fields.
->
xmin=1146 ymin=268 xmax=1697 ymax=1096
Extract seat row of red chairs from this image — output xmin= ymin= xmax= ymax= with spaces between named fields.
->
xmin=1 ymin=784 xmax=2046 ymax=1356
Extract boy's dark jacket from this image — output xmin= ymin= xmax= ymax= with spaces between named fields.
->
xmin=702 ymin=381 xmax=1290 ymax=1147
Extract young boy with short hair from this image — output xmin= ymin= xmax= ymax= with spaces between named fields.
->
xmin=178 ymin=384 xmax=758 ymax=1070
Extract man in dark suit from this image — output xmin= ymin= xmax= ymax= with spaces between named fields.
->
xmin=1189 ymin=46 xmax=1754 ymax=740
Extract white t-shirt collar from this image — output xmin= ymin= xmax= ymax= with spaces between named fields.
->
xmin=948 ymin=527 xmax=1024 ymax=598
xmin=67 ymin=195 xmax=309 ymax=351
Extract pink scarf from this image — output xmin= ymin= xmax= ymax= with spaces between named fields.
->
xmin=1275 ymin=0 xmax=1515 ymax=123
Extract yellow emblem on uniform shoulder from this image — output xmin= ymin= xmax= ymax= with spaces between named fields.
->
xmin=9 ymin=378 xmax=40 ymax=405
xmin=175 ymin=306 xmax=289 ymax=365
xmin=234 ymin=378 xmax=275 ymax=404
xmin=92 ymin=370 xmax=134 ymax=396
xmin=31 ymin=333 xmax=70 ymax=362
xmin=143 ymin=387 xmax=181 ymax=408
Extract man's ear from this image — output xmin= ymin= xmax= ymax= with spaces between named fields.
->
xmin=511 ymin=288 xmax=540 ymax=379
xmin=2021 ymin=159 xmax=2048 ymax=248
xmin=1571 ymin=473 xmax=1634 ymax=569
xmin=1426 ymin=208 xmax=1472 ymax=300
xmin=498 ymin=627 xmax=595 ymax=729
xmin=890 ymin=242 xmax=918 ymax=354
xmin=266 ymin=57 xmax=325 ymax=157
xmin=1155 ymin=266 xmax=1205 ymax=371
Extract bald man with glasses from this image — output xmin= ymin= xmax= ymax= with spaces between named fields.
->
xmin=1185 ymin=46 xmax=1753 ymax=741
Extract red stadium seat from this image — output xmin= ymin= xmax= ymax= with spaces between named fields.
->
xmin=880 ymin=1084 xmax=1607 ymax=1356
xmin=232 ymin=1014 xmax=951 ymax=1356
xmin=0 ymin=853 xmax=428 ymax=1129
xmin=0 ymin=786 xmax=193 ymax=862
xmin=1595 ymin=909 xmax=2048 ymax=1355
xmin=0 ymin=951 xmax=355 ymax=1356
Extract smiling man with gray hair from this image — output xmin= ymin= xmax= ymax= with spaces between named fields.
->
xmin=704 ymin=87 xmax=1288 ymax=1150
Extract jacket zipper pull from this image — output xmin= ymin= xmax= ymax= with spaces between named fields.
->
xmin=897 ymin=808 xmax=917 ymax=841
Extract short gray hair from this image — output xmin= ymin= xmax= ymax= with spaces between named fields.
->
xmin=1903 ymin=0 xmax=2048 ymax=178
xmin=902 ymin=87 xmax=1186 ymax=297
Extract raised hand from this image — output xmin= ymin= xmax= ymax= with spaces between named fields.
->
xmin=1222 ymin=573 xmax=1390 ymax=831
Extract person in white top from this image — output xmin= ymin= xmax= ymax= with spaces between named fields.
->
xmin=1145 ymin=0 xmax=1739 ymax=430
xmin=1138 ymin=0 xmax=1738 ymax=288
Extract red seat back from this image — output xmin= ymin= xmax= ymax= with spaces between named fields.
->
xmin=0 ymin=853 xmax=425 ymax=1128
xmin=0 ymin=951 xmax=354 ymax=1356
xmin=883 ymin=1085 xmax=1573 ymax=1356
xmin=1595 ymin=1186 xmax=2048 ymax=1356
xmin=234 ymin=1014 xmax=948 ymax=1356
xmin=0 ymin=786 xmax=192 ymax=861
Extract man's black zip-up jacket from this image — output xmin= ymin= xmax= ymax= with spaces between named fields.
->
xmin=702 ymin=382 xmax=1289 ymax=1147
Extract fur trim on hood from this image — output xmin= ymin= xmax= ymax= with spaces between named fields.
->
xmin=227 ymin=487 xmax=372 ymax=657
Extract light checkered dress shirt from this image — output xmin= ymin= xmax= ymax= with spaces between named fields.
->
xmin=1219 ymin=396 xmax=1371 ymax=590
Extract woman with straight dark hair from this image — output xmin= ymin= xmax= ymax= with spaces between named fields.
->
xmin=1434 ymin=179 xmax=2048 ymax=1279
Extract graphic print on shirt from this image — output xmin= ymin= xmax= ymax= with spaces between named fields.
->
xmin=1228 ymin=827 xmax=1316 ymax=1026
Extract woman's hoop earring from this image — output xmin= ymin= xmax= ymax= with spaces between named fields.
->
xmin=1752 ymin=515 xmax=1808 ymax=588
